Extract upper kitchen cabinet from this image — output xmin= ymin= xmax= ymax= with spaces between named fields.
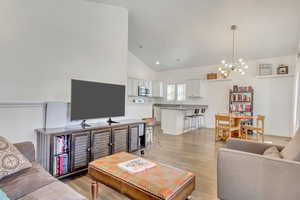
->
xmin=138 ymin=79 xmax=146 ymax=88
xmin=127 ymin=78 xmax=153 ymax=97
xmin=151 ymin=81 xmax=164 ymax=98
xmin=127 ymin=78 xmax=139 ymax=97
xmin=186 ymin=79 xmax=206 ymax=98
xmin=144 ymin=80 xmax=152 ymax=96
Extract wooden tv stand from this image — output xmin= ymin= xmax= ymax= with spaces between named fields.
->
xmin=36 ymin=120 xmax=146 ymax=179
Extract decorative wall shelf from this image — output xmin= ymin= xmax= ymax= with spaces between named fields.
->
xmin=205 ymin=78 xmax=232 ymax=82
xmin=256 ymin=74 xmax=295 ymax=79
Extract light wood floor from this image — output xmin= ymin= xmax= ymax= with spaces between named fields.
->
xmin=63 ymin=127 xmax=290 ymax=200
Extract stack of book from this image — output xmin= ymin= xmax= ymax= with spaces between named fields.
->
xmin=118 ymin=158 xmax=157 ymax=174
xmin=245 ymin=105 xmax=251 ymax=112
xmin=54 ymin=154 xmax=69 ymax=176
xmin=55 ymin=136 xmax=68 ymax=154
xmin=53 ymin=136 xmax=69 ymax=176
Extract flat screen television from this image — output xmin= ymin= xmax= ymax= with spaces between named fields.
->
xmin=71 ymin=79 xmax=125 ymax=125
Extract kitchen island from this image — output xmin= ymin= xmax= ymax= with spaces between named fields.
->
xmin=160 ymin=105 xmax=207 ymax=135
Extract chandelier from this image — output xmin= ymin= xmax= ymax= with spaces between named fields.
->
xmin=219 ymin=25 xmax=248 ymax=78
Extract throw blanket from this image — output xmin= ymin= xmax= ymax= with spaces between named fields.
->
xmin=0 ymin=189 xmax=9 ymax=200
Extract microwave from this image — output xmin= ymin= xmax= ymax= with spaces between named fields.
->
xmin=138 ymin=86 xmax=150 ymax=97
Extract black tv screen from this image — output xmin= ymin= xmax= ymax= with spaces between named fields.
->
xmin=71 ymin=79 xmax=125 ymax=121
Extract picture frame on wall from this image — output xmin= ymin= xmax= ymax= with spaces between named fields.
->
xmin=258 ymin=64 xmax=273 ymax=76
xmin=277 ymin=65 xmax=288 ymax=75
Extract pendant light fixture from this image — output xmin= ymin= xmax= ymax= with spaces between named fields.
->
xmin=219 ymin=25 xmax=248 ymax=78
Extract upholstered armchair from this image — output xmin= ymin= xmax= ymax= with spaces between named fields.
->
xmin=217 ymin=135 xmax=300 ymax=200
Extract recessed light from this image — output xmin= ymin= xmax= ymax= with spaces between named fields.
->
xmin=156 ymin=61 xmax=160 ymax=65
xmin=176 ymin=58 xmax=181 ymax=62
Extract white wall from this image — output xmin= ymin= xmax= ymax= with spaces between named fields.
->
xmin=293 ymin=51 xmax=300 ymax=136
xmin=0 ymin=103 xmax=43 ymax=146
xmin=128 ymin=51 xmax=156 ymax=80
xmin=0 ymin=0 xmax=128 ymax=144
xmin=0 ymin=0 xmax=128 ymax=102
xmin=126 ymin=51 xmax=157 ymax=119
xmin=156 ymin=55 xmax=296 ymax=137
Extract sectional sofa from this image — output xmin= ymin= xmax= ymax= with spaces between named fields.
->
xmin=0 ymin=141 xmax=86 ymax=200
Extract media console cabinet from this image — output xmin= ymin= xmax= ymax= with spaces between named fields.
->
xmin=36 ymin=120 xmax=146 ymax=179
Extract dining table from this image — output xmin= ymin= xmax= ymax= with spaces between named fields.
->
xmin=217 ymin=113 xmax=254 ymax=123
xmin=216 ymin=113 xmax=256 ymax=139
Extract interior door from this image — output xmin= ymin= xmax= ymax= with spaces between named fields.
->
xmin=129 ymin=125 xmax=139 ymax=152
xmin=71 ymin=131 xmax=90 ymax=171
xmin=91 ymin=128 xmax=112 ymax=160
xmin=112 ymin=127 xmax=129 ymax=153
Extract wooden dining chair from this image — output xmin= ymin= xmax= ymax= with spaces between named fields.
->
xmin=215 ymin=114 xmax=241 ymax=141
xmin=242 ymin=115 xmax=265 ymax=142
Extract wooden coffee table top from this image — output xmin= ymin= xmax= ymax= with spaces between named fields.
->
xmin=89 ymin=152 xmax=195 ymax=200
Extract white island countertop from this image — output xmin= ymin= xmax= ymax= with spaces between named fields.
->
xmin=160 ymin=106 xmax=205 ymax=135
xmin=160 ymin=107 xmax=196 ymax=111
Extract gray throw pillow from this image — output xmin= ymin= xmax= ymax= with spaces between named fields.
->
xmin=263 ymin=146 xmax=282 ymax=159
xmin=281 ymin=128 xmax=300 ymax=161
xmin=0 ymin=136 xmax=32 ymax=180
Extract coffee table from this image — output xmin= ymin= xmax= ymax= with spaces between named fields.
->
xmin=88 ymin=152 xmax=195 ymax=200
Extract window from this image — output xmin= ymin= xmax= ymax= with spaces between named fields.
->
xmin=167 ymin=84 xmax=176 ymax=101
xmin=177 ymin=84 xmax=186 ymax=101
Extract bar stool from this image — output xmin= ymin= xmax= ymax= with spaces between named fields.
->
xmin=184 ymin=114 xmax=192 ymax=131
xmin=142 ymin=118 xmax=155 ymax=145
xmin=185 ymin=109 xmax=203 ymax=130
xmin=142 ymin=118 xmax=162 ymax=149
xmin=197 ymin=108 xmax=206 ymax=128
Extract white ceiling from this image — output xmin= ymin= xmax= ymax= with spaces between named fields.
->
xmin=93 ymin=0 xmax=300 ymax=71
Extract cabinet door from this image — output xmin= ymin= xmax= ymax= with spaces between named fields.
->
xmin=128 ymin=78 xmax=139 ymax=97
xmin=71 ymin=131 xmax=90 ymax=171
xmin=129 ymin=125 xmax=139 ymax=152
xmin=145 ymin=80 xmax=152 ymax=96
xmin=194 ymin=80 xmax=201 ymax=97
xmin=159 ymin=81 xmax=164 ymax=97
xmin=127 ymin=78 xmax=133 ymax=96
xmin=138 ymin=79 xmax=145 ymax=88
xmin=132 ymin=79 xmax=139 ymax=96
xmin=199 ymin=80 xmax=206 ymax=98
xmin=91 ymin=129 xmax=111 ymax=160
xmin=112 ymin=127 xmax=129 ymax=153
xmin=186 ymin=80 xmax=194 ymax=97
xmin=152 ymin=81 xmax=163 ymax=97
xmin=187 ymin=79 xmax=202 ymax=97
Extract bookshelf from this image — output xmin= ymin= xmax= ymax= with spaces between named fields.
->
xmin=53 ymin=135 xmax=70 ymax=177
xmin=229 ymin=86 xmax=254 ymax=126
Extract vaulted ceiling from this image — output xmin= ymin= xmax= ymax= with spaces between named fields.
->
xmin=94 ymin=0 xmax=300 ymax=71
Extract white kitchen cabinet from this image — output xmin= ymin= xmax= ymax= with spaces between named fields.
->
xmin=151 ymin=81 xmax=164 ymax=98
xmin=138 ymin=79 xmax=146 ymax=88
xmin=127 ymin=78 xmax=139 ymax=97
xmin=144 ymin=80 xmax=152 ymax=96
xmin=186 ymin=79 xmax=206 ymax=98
